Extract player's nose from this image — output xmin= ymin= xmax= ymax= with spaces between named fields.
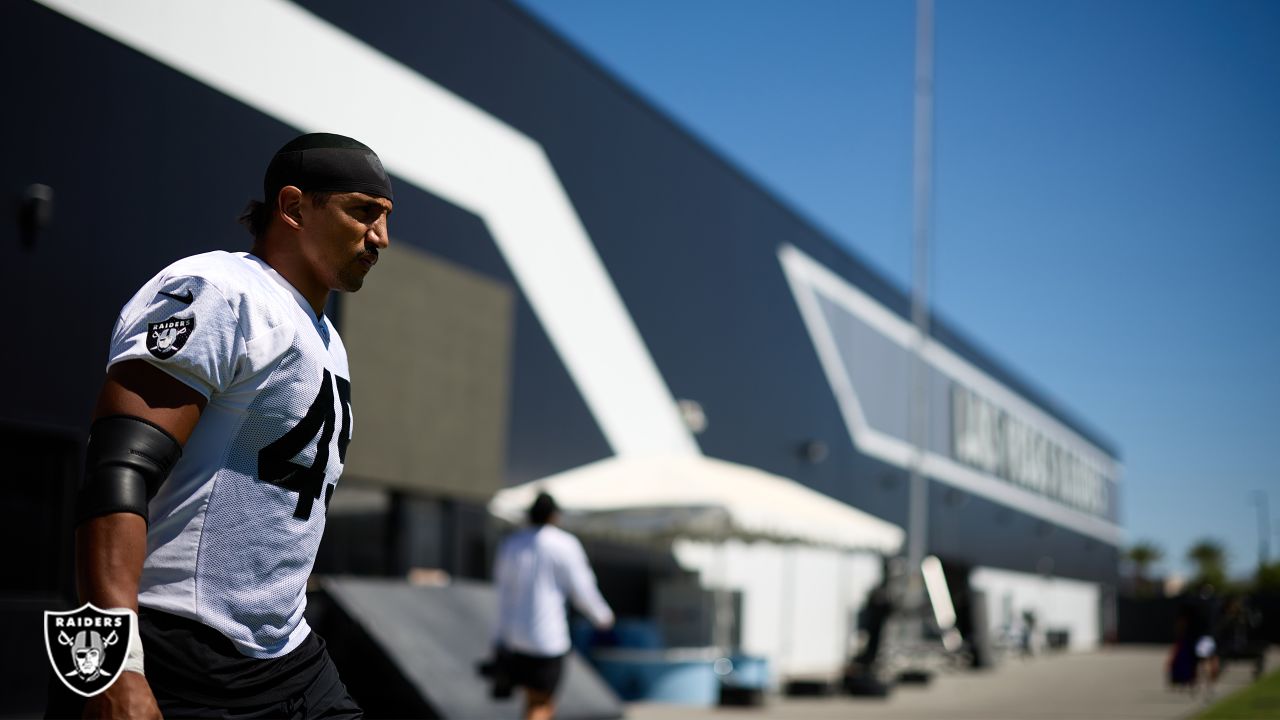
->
xmin=366 ymin=222 xmax=389 ymax=250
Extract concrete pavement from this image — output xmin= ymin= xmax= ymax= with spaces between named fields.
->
xmin=623 ymin=646 xmax=1277 ymax=720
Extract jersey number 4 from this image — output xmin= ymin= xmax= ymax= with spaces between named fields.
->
xmin=257 ymin=370 xmax=351 ymax=520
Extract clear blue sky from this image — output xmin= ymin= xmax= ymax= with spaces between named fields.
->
xmin=515 ymin=0 xmax=1280 ymax=579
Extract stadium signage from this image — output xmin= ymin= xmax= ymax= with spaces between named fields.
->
xmin=951 ymin=385 xmax=1109 ymax=516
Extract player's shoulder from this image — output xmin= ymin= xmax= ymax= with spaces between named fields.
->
xmin=154 ymin=251 xmax=264 ymax=296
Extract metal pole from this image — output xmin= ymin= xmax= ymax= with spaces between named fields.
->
xmin=715 ymin=541 xmax=733 ymax=652
xmin=778 ymin=546 xmax=796 ymax=673
xmin=1254 ymin=490 xmax=1271 ymax=569
xmin=906 ymin=0 xmax=935 ymax=612
xmin=836 ymin=550 xmax=850 ymax=663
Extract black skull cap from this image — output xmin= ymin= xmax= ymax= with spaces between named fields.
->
xmin=264 ymin=132 xmax=394 ymax=203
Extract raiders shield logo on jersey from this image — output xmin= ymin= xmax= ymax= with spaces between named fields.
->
xmin=44 ymin=605 xmax=133 ymax=697
xmin=147 ymin=316 xmax=195 ymax=359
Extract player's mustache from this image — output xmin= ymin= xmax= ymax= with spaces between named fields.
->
xmin=357 ymin=247 xmax=379 ymax=266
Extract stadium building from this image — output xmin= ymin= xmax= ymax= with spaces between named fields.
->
xmin=4 ymin=0 xmax=1122 ymax=707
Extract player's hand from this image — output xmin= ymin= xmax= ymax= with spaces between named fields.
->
xmin=82 ymin=671 xmax=161 ymax=720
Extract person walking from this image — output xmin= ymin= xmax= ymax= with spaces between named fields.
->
xmin=492 ymin=492 xmax=614 ymax=720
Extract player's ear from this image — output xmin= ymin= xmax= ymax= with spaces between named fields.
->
xmin=277 ymin=186 xmax=305 ymax=230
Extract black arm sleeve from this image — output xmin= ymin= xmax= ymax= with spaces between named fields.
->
xmin=74 ymin=415 xmax=183 ymax=526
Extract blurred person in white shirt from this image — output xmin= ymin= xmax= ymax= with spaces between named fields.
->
xmin=492 ymin=492 xmax=614 ymax=720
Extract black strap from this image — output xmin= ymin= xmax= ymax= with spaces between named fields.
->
xmin=75 ymin=415 xmax=182 ymax=526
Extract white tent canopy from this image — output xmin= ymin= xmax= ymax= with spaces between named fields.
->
xmin=488 ymin=455 xmax=904 ymax=554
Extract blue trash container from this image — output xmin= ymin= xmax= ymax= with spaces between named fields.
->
xmin=592 ymin=648 xmax=721 ymax=706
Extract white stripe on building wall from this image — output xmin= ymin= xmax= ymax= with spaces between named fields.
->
xmin=778 ymin=243 xmax=1123 ymax=545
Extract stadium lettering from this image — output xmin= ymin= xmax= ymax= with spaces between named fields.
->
xmin=951 ymin=385 xmax=1110 ymax=517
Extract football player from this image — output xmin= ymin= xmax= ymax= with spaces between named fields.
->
xmin=52 ymin=133 xmax=392 ymax=719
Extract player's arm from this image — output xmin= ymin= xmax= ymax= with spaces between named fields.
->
xmin=76 ymin=359 xmax=205 ymax=608
xmin=76 ymin=359 xmax=204 ymax=719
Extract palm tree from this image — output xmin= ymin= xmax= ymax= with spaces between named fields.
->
xmin=1186 ymin=538 xmax=1228 ymax=590
xmin=1126 ymin=541 xmax=1163 ymax=595
xmin=1256 ymin=561 xmax=1280 ymax=593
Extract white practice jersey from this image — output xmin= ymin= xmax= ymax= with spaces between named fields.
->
xmin=107 ymin=251 xmax=353 ymax=659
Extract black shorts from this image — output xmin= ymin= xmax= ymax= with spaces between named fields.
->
xmin=504 ymin=649 xmax=566 ymax=694
xmin=46 ymin=608 xmax=361 ymax=719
